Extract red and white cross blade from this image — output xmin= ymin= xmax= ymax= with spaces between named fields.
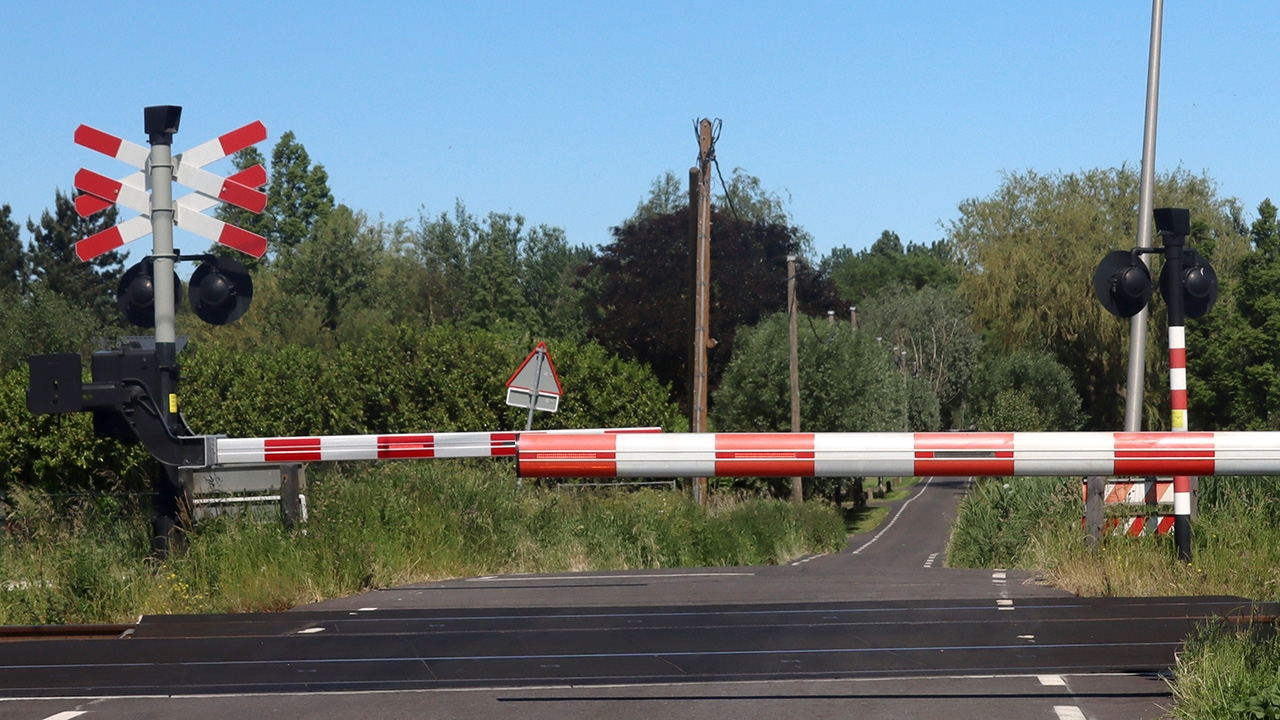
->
xmin=178 ymin=121 xmax=268 ymax=168
xmin=73 ymin=164 xmax=271 ymax=261
xmin=75 ymin=192 xmax=114 ymax=218
xmin=175 ymin=210 xmax=268 ymax=258
xmin=73 ymin=164 xmax=266 ymax=219
xmin=76 ymin=217 xmax=152 ymax=261
xmin=173 ymin=161 xmax=267 ymax=213
xmin=73 ymin=168 xmax=150 ymax=215
xmin=73 ymin=125 xmax=149 ymax=168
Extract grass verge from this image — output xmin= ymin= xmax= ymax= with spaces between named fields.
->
xmin=1170 ymin=622 xmax=1280 ymax=720
xmin=0 ymin=461 xmax=845 ymax=624
xmin=948 ymin=476 xmax=1280 ymax=717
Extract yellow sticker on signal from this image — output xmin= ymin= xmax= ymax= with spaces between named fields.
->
xmin=169 ymin=394 xmax=178 ymax=413
xmin=1171 ymin=409 xmax=1187 ymax=431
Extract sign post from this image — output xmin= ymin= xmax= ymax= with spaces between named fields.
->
xmin=505 ymin=342 xmax=563 ymax=430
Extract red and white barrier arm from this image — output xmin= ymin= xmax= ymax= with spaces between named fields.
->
xmin=211 ymin=428 xmax=661 ymax=467
xmin=516 ymin=431 xmax=1280 ymax=478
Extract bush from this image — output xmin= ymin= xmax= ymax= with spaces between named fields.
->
xmin=1171 ymin=623 xmax=1280 ymax=720
xmin=181 ymin=325 xmax=685 ymax=438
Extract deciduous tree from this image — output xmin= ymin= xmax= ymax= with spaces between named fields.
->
xmin=948 ymin=167 xmax=1248 ymax=430
xmin=584 ymin=207 xmax=839 ymax=409
xmin=823 ymin=230 xmax=958 ymax=305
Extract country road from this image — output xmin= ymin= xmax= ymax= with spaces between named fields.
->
xmin=0 ymin=477 xmax=1262 ymax=719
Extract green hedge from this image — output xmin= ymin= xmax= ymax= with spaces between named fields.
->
xmin=0 ymin=325 xmax=685 ymax=494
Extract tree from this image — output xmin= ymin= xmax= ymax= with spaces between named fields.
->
xmin=274 ymin=205 xmax=383 ymax=332
xmin=583 ymin=207 xmax=840 ymax=409
xmin=218 ymin=132 xmax=334 ymax=260
xmin=712 ymin=313 xmax=919 ymax=500
xmin=629 ymin=171 xmax=687 ymax=222
xmin=823 ymin=231 xmax=959 ymax=305
xmin=1191 ymin=198 xmax=1280 ymax=429
xmin=857 ymin=285 xmax=981 ymax=428
xmin=713 ymin=313 xmax=907 ymax=432
xmin=26 ymin=190 xmax=123 ymax=325
xmin=948 ymin=167 xmax=1249 ymax=430
xmin=0 ymin=204 xmax=24 ymax=294
xmin=402 ymin=202 xmax=589 ymax=338
xmin=968 ymin=350 xmax=1083 ymax=431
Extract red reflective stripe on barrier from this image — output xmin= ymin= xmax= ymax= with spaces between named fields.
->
xmin=913 ymin=432 xmax=1014 ymax=476
xmin=1170 ymin=389 xmax=1187 ymax=408
xmin=265 ymin=437 xmax=322 ymax=462
xmin=1114 ymin=432 xmax=1214 ymax=475
xmin=377 ymin=434 xmax=435 ymax=459
xmin=518 ymin=433 xmax=617 ymax=476
xmin=1156 ymin=515 xmax=1176 ymax=534
xmin=490 ymin=432 xmax=517 ymax=457
xmin=714 ymin=433 xmax=815 ymax=476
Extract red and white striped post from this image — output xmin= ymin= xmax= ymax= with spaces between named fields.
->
xmin=1159 ymin=209 xmax=1194 ymax=562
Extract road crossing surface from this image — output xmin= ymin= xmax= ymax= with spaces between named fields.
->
xmin=0 ymin=477 xmax=1261 ymax=719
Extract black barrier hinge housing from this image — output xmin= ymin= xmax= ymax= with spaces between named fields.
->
xmin=27 ymin=349 xmax=207 ymax=467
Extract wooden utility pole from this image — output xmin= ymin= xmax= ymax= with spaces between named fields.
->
xmin=689 ymin=119 xmax=714 ymax=507
xmin=788 ymin=254 xmax=802 ymax=503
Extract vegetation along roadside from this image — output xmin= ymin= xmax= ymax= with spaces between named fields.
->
xmin=0 ymin=461 xmax=844 ymax=625
xmin=948 ymin=475 xmax=1280 ymax=717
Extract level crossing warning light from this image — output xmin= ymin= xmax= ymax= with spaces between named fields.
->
xmin=189 ymin=256 xmax=253 ymax=325
xmin=1093 ymin=250 xmax=1152 ymax=318
xmin=117 ymin=258 xmax=181 ymax=328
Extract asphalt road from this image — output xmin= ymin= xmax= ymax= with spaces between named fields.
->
xmin=0 ymin=477 xmax=1264 ymax=719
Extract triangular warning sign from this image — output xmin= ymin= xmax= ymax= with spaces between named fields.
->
xmin=505 ymin=342 xmax=563 ymax=412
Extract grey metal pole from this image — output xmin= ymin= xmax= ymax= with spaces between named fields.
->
xmin=144 ymin=105 xmax=183 ymax=556
xmin=525 ymin=348 xmax=544 ymax=433
xmin=788 ymin=255 xmax=802 ymax=503
xmin=1124 ymin=0 xmax=1164 ymax=432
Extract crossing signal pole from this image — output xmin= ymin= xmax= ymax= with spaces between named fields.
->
xmin=30 ymin=106 xmax=270 ymax=556
xmin=788 ymin=254 xmax=802 ymax=503
xmin=1093 ymin=207 xmax=1218 ymax=562
xmin=688 ymin=119 xmax=715 ymax=507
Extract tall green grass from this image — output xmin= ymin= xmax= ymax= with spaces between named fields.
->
xmin=0 ymin=461 xmax=844 ymax=624
xmin=947 ymin=477 xmax=1079 ymax=569
xmin=1170 ymin=623 xmax=1280 ymax=720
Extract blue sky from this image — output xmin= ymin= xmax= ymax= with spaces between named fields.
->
xmin=2 ymin=1 xmax=1278 ymax=263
